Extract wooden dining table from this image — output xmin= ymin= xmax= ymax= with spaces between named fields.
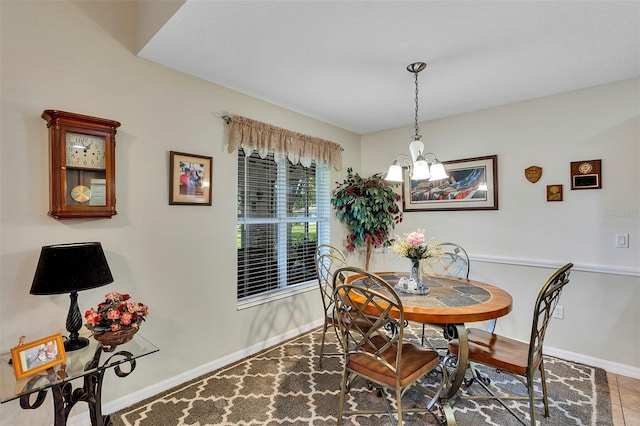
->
xmin=346 ymin=271 xmax=513 ymax=425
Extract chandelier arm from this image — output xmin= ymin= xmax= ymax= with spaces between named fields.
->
xmin=421 ymin=152 xmax=440 ymax=162
xmin=393 ymin=154 xmax=412 ymax=168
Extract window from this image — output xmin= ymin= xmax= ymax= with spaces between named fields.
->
xmin=237 ymin=149 xmax=329 ymax=302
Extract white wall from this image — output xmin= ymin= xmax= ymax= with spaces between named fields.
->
xmin=0 ymin=2 xmax=360 ymax=425
xmin=362 ymin=78 xmax=640 ymax=373
xmin=1 ymin=1 xmax=638 ymax=425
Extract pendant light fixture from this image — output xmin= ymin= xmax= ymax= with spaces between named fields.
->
xmin=385 ymin=62 xmax=448 ymax=183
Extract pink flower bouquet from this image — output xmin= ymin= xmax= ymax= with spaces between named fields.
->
xmin=85 ymin=292 xmax=148 ymax=333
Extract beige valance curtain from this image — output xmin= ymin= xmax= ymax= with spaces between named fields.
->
xmin=227 ymin=115 xmax=343 ymax=171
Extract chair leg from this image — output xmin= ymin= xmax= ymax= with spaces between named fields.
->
xmin=337 ymin=367 xmax=349 ymax=425
xmin=319 ymin=322 xmax=328 ymax=368
xmin=396 ymin=387 xmax=403 ymax=426
xmin=421 ymin=323 xmax=426 ymax=346
xmin=527 ymin=373 xmax=537 ymax=426
xmin=539 ymin=359 xmax=550 ymax=417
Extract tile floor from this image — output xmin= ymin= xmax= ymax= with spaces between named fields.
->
xmin=608 ymin=372 xmax=640 ymax=426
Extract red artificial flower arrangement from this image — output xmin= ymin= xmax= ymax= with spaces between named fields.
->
xmin=84 ymin=292 xmax=148 ymax=333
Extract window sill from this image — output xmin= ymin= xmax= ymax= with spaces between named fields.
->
xmin=237 ymin=281 xmax=317 ymax=310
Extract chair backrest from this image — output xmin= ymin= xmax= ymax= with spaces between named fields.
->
xmin=528 ymin=263 xmax=573 ymax=369
xmin=315 ymin=244 xmax=347 ymax=315
xmin=332 ymin=266 xmax=405 ymax=377
xmin=423 ymin=242 xmax=470 ymax=278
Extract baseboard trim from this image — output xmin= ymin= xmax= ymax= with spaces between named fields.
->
xmin=67 ymin=318 xmax=638 ymax=426
xmin=544 ymin=345 xmax=640 ymax=379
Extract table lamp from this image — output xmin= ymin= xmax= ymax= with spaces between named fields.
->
xmin=30 ymin=242 xmax=114 ymax=351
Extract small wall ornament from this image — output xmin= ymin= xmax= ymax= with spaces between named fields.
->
xmin=546 ymin=184 xmax=563 ymax=202
xmin=524 ymin=165 xmax=543 ymax=183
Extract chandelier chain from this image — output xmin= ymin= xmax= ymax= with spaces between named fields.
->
xmin=413 ymin=70 xmax=421 ymax=140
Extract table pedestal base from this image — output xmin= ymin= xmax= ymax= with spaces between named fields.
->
xmin=19 ymin=346 xmax=136 ymax=426
xmin=429 ymin=323 xmax=469 ymax=425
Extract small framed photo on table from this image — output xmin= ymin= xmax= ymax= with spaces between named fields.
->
xmin=10 ymin=333 xmax=67 ymax=380
xmin=169 ymin=151 xmax=213 ymax=205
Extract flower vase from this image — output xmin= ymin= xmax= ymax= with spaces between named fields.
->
xmin=409 ymin=258 xmax=423 ymax=290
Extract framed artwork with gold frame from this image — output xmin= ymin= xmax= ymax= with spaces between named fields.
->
xmin=10 ymin=333 xmax=67 ymax=380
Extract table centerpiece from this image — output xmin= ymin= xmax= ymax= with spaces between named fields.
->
xmin=390 ymin=229 xmax=442 ymax=292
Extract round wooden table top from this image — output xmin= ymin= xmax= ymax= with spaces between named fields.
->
xmin=347 ymin=271 xmax=513 ymax=324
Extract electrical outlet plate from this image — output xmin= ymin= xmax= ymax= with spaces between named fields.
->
xmin=553 ymin=305 xmax=564 ymax=319
xmin=616 ymin=234 xmax=629 ymax=248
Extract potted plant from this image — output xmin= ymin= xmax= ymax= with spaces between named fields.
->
xmin=331 ymin=167 xmax=403 ymax=270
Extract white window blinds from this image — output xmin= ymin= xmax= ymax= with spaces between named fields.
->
xmin=237 ymin=149 xmax=329 ymax=301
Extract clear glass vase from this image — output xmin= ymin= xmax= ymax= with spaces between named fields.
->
xmin=409 ymin=258 xmax=423 ymax=290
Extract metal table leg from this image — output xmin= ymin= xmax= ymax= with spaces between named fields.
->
xmin=19 ymin=346 xmax=136 ymax=426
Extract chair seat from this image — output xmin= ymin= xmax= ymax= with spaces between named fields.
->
xmin=448 ymin=328 xmax=530 ymax=376
xmin=350 ymin=336 xmax=440 ymax=387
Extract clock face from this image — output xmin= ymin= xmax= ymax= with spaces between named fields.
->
xmin=65 ymin=133 xmax=106 ymax=169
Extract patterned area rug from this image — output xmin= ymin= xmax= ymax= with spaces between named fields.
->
xmin=112 ymin=326 xmax=612 ymax=426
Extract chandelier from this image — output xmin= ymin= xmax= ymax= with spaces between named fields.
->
xmin=385 ymin=62 xmax=448 ymax=183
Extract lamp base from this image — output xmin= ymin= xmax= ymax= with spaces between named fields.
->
xmin=64 ymin=336 xmax=89 ymax=352
xmin=64 ymin=291 xmax=89 ymax=351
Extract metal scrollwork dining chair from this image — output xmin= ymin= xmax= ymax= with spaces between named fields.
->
xmin=421 ymin=242 xmax=476 ymax=347
xmin=447 ymin=262 xmax=573 ymax=425
xmin=314 ymin=244 xmax=347 ymax=367
xmin=423 ymin=242 xmax=470 ymax=279
xmin=332 ymin=266 xmax=442 ymax=425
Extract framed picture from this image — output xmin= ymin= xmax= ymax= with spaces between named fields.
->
xmin=169 ymin=151 xmax=212 ymax=205
xmin=10 ymin=333 xmax=67 ymax=380
xmin=402 ymin=155 xmax=498 ymax=212
xmin=570 ymin=159 xmax=601 ymax=190
xmin=547 ymin=184 xmax=563 ymax=201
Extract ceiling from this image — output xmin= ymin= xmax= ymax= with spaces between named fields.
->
xmin=138 ymin=1 xmax=640 ymax=135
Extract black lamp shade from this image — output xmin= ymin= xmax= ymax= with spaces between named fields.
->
xmin=30 ymin=242 xmax=114 ymax=351
xmin=30 ymin=242 xmax=114 ymax=295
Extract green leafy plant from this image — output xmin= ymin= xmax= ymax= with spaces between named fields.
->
xmin=331 ymin=168 xmax=403 ymax=269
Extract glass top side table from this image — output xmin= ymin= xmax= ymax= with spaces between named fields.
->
xmin=1 ymin=332 xmax=158 ymax=426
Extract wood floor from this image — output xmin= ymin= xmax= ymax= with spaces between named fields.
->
xmin=608 ymin=372 xmax=640 ymax=425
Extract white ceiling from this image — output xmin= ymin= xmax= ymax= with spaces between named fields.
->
xmin=138 ymin=1 xmax=640 ymax=135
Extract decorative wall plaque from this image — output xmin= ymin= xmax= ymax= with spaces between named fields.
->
xmin=524 ymin=166 xmax=542 ymax=183
xmin=571 ymin=159 xmax=601 ymax=190
xmin=546 ymin=184 xmax=563 ymax=201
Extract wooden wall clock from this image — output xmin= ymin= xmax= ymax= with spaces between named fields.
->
xmin=42 ymin=110 xmax=121 ymax=220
